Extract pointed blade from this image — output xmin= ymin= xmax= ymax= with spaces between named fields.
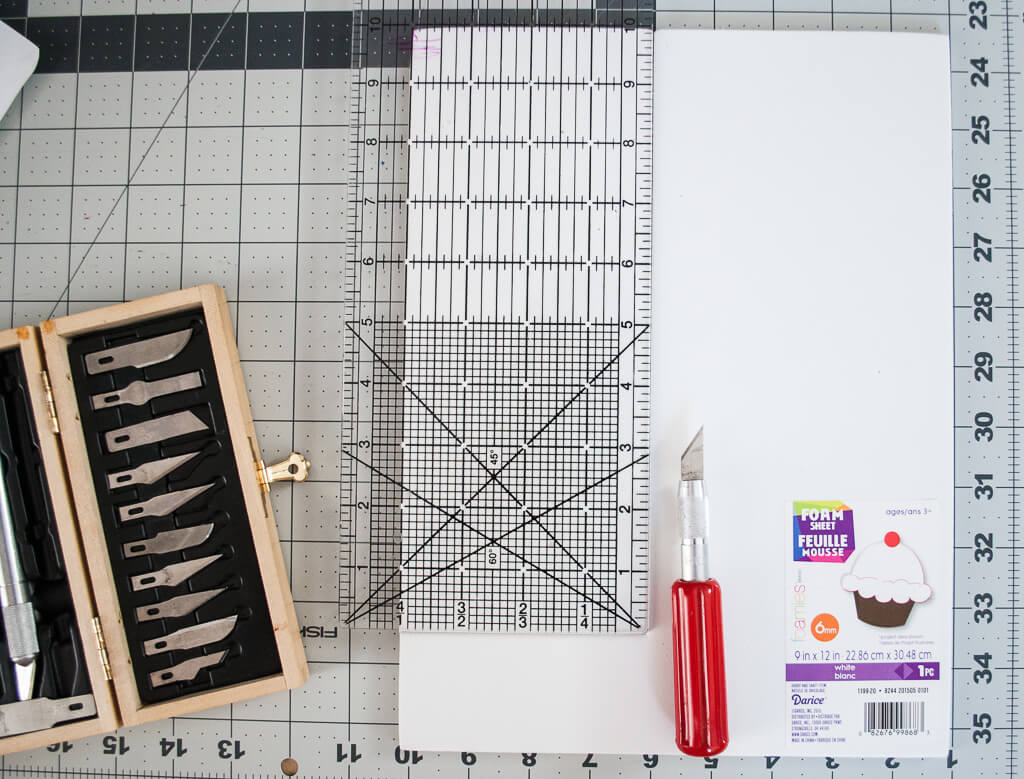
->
xmin=122 ymin=523 xmax=215 ymax=559
xmin=150 ymin=650 xmax=228 ymax=687
xmin=107 ymin=452 xmax=201 ymax=490
xmin=105 ymin=411 xmax=208 ymax=453
xmin=85 ymin=330 xmax=192 ymax=374
xmin=135 ymin=587 xmax=227 ymax=622
xmin=680 ymin=426 xmax=704 ymax=482
xmin=143 ymin=615 xmax=238 ymax=656
xmin=13 ymin=661 xmax=34 ymax=702
xmin=118 ymin=483 xmax=214 ymax=523
xmin=130 ymin=554 xmax=221 ymax=592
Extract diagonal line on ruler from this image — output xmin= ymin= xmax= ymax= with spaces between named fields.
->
xmin=344 ymin=322 xmax=648 ymax=626
xmin=46 ymin=0 xmax=245 ymax=319
xmin=346 ymin=453 xmax=649 ymax=626
xmin=340 ymin=449 xmax=638 ymax=627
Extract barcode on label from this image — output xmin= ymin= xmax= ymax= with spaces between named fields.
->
xmin=863 ymin=701 xmax=924 ymax=733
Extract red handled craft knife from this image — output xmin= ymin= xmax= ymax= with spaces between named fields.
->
xmin=672 ymin=427 xmax=729 ymax=756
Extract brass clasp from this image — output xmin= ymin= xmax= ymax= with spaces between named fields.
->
xmin=256 ymin=452 xmax=311 ymax=492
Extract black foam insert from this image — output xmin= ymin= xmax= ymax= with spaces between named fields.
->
xmin=65 ymin=309 xmax=281 ymax=705
xmin=0 ymin=348 xmax=92 ymax=709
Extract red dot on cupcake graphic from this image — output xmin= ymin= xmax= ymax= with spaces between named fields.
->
xmin=840 ymin=531 xmax=932 ymax=628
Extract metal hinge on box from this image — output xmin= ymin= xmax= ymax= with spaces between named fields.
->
xmin=256 ymin=452 xmax=311 ymax=492
xmin=40 ymin=371 xmax=59 ymax=435
xmin=91 ymin=617 xmax=112 ymax=682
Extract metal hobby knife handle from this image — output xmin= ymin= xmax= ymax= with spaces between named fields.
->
xmin=678 ymin=481 xmax=710 ymax=582
xmin=1 ymin=602 xmax=37 ymax=663
xmin=0 ymin=460 xmax=38 ymax=699
xmin=671 ymin=578 xmax=728 ymax=757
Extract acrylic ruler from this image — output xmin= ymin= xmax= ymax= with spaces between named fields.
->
xmin=341 ymin=25 xmax=653 ymax=634
xmin=398 ymin=27 xmax=652 ymax=633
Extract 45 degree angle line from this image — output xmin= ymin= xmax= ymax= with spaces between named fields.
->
xmin=343 ymin=322 xmax=648 ymax=621
xmin=344 ymin=454 xmax=649 ymax=626
xmin=340 ymin=450 xmax=639 ymax=628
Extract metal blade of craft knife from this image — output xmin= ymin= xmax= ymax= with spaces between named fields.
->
xmin=130 ymin=554 xmax=221 ymax=592
xmin=123 ymin=523 xmax=214 ymax=559
xmin=0 ymin=694 xmax=96 ymax=737
xmin=85 ymin=330 xmax=192 ymax=375
xmin=679 ymin=426 xmax=704 ymax=482
xmin=91 ymin=371 xmax=202 ymax=410
xmin=150 ymin=650 xmax=228 ymax=687
xmin=678 ymin=426 xmax=709 ymax=576
xmin=105 ymin=411 xmax=207 ymax=453
xmin=117 ymin=483 xmax=214 ymax=523
xmin=143 ymin=615 xmax=238 ymax=656
xmin=135 ymin=587 xmax=227 ymax=622
xmin=106 ymin=451 xmax=201 ymax=490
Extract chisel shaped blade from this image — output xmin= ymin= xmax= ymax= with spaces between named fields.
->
xmin=118 ymin=483 xmax=214 ymax=523
xmin=107 ymin=452 xmax=201 ymax=490
xmin=135 ymin=587 xmax=227 ymax=622
xmin=123 ymin=523 xmax=214 ymax=559
xmin=91 ymin=371 xmax=202 ymax=410
xmin=0 ymin=694 xmax=97 ymax=737
xmin=105 ymin=411 xmax=207 ymax=453
xmin=143 ymin=615 xmax=237 ymax=656
xmin=150 ymin=650 xmax=228 ymax=687
xmin=85 ymin=330 xmax=192 ymax=374
xmin=130 ymin=554 xmax=221 ymax=592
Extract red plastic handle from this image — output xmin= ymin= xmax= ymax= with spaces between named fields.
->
xmin=671 ymin=578 xmax=729 ymax=757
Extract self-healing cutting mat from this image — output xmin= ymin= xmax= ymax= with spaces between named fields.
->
xmin=0 ymin=0 xmax=1016 ymax=777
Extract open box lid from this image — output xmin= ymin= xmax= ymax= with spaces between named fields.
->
xmin=0 ymin=325 xmax=119 ymax=751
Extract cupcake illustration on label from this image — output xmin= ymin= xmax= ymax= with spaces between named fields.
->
xmin=840 ymin=531 xmax=932 ymax=627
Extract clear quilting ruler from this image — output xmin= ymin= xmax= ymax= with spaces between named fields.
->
xmin=342 ymin=26 xmax=653 ymax=633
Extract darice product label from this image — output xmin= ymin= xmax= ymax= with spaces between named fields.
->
xmin=785 ymin=499 xmax=948 ymax=755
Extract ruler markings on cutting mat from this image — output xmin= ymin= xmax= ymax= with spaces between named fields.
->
xmin=0 ymin=0 xmax=1012 ymax=776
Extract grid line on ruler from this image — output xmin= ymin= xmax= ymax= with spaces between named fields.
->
xmin=398 ymin=321 xmax=624 ymax=631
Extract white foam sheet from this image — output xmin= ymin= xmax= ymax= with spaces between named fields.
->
xmin=400 ymin=29 xmax=953 ymax=756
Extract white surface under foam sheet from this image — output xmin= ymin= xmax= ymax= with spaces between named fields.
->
xmin=400 ymin=29 xmax=953 ymax=756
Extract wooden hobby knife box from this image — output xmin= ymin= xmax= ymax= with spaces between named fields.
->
xmin=0 ymin=284 xmax=308 ymax=755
